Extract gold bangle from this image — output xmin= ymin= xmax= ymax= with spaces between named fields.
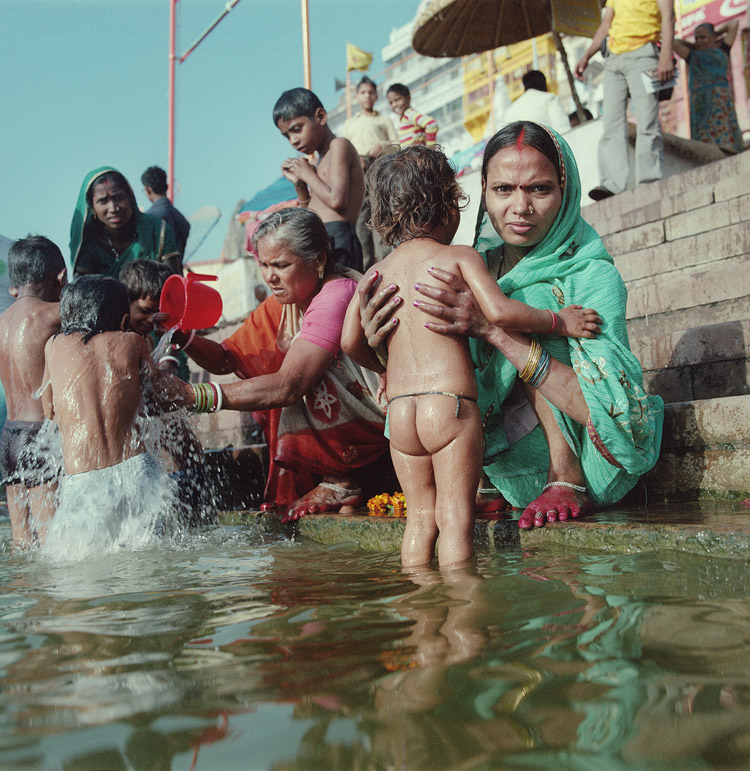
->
xmin=519 ymin=339 xmax=542 ymax=383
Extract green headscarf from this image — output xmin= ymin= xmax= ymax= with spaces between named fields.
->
xmin=471 ymin=123 xmax=663 ymax=508
xmin=70 ymin=166 xmax=179 ymax=278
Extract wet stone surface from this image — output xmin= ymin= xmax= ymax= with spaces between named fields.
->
xmin=219 ymin=499 xmax=750 ymax=560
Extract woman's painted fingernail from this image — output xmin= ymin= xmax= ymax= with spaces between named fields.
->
xmin=388 ymin=284 xmax=397 ymax=291
xmin=393 ymin=296 xmax=402 ymax=305
xmin=414 ymin=283 xmax=420 ymax=290
xmin=372 ymin=271 xmax=379 ymax=279
xmin=391 ymin=318 xmax=399 ymax=325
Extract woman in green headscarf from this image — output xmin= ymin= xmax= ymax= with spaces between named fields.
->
xmin=70 ymin=167 xmax=181 ymax=278
xmin=357 ymin=122 xmax=663 ymax=529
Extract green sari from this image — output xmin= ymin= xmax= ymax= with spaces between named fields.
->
xmin=70 ymin=166 xmax=180 ymax=278
xmin=472 ymin=128 xmax=663 ymax=507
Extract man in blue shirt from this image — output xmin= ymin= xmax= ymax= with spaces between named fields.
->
xmin=141 ymin=166 xmax=191 ymax=270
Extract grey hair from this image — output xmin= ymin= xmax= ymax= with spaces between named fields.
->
xmin=252 ymin=207 xmax=332 ymax=272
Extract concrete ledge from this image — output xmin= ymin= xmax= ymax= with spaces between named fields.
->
xmin=218 ymin=500 xmax=750 ymax=560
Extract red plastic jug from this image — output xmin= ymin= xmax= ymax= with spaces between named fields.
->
xmin=159 ymin=272 xmax=223 ymax=331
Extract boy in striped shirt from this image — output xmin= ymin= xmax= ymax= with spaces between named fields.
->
xmin=386 ymin=84 xmax=439 ymax=148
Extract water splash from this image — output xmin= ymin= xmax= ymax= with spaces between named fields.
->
xmin=150 ymin=326 xmax=178 ymax=364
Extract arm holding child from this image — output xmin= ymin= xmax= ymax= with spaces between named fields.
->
xmin=455 ymin=247 xmax=601 ymax=338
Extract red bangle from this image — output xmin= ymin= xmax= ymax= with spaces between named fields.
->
xmin=547 ymin=310 xmax=559 ymax=334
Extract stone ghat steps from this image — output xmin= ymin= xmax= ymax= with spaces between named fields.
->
xmin=218 ymin=500 xmax=750 ymax=560
xmin=583 ymin=151 xmax=750 ymax=500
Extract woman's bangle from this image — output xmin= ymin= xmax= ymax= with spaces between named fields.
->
xmin=172 ymin=329 xmax=196 ymax=351
xmin=547 ymin=310 xmax=559 ymax=334
xmin=158 ymin=354 xmax=180 ymax=367
xmin=190 ymin=382 xmax=223 ymax=413
xmin=528 ymin=349 xmax=551 ymax=388
xmin=519 ymin=339 xmax=542 ymax=383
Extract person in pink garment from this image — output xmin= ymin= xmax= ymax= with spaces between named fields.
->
xmin=166 ymin=207 xmax=390 ymax=522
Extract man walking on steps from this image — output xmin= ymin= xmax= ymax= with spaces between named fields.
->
xmin=575 ymin=0 xmax=674 ymax=201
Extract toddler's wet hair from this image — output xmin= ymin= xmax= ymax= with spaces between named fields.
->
xmin=60 ymin=275 xmax=130 ymax=343
xmin=8 ymin=235 xmax=66 ymax=287
xmin=119 ymin=259 xmax=173 ymax=303
xmin=366 ymin=145 xmax=467 ymax=247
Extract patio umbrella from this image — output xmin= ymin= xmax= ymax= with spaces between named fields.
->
xmin=412 ymin=0 xmax=601 ymax=122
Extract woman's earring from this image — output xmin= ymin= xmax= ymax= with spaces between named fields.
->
xmin=318 ymin=264 xmax=325 ymax=279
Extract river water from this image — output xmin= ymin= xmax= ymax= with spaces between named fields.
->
xmin=2 ymin=518 xmax=750 ymax=769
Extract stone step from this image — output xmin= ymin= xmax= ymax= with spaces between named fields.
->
xmin=642 ymin=395 xmax=750 ymax=500
xmin=219 ymin=499 xmax=750 ymax=560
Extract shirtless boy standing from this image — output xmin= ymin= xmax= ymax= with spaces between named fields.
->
xmin=342 ymin=146 xmax=600 ymax=567
xmin=41 ymin=275 xmax=183 ymax=555
xmin=274 ymin=87 xmax=365 ymax=271
xmin=0 ymin=236 xmax=66 ymax=544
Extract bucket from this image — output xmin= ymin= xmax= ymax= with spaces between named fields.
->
xmin=159 ymin=272 xmax=223 ymax=331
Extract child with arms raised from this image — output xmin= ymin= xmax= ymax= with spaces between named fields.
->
xmin=0 ymin=236 xmax=66 ymax=544
xmin=41 ymin=275 xmax=185 ymax=556
xmin=342 ymin=146 xmax=600 ymax=567
xmin=274 ymin=87 xmax=365 ymax=271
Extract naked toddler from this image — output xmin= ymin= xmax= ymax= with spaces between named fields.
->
xmin=342 ymin=146 xmax=600 ymax=567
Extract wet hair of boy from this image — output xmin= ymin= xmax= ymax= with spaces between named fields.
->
xmin=8 ymin=236 xmax=66 ymax=287
xmin=119 ymin=259 xmax=172 ymax=304
xmin=60 ymin=275 xmax=130 ymax=343
xmin=272 ymin=87 xmax=325 ymax=126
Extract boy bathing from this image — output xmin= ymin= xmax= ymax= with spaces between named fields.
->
xmin=274 ymin=87 xmax=365 ymax=271
xmin=342 ymin=146 xmax=600 ymax=567
xmin=119 ymin=260 xmax=207 ymax=523
xmin=41 ymin=275 xmax=182 ymax=556
xmin=0 ymin=236 xmax=66 ymax=544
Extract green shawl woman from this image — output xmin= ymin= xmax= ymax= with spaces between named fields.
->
xmin=70 ymin=167 xmax=180 ymax=278
xmin=471 ymin=124 xmax=663 ymax=508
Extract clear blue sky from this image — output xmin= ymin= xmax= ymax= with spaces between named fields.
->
xmin=1 ymin=0 xmax=417 ymax=265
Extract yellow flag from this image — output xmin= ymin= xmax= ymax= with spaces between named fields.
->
xmin=347 ymin=42 xmax=373 ymax=72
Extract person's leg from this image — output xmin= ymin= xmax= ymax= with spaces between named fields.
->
xmin=517 ymin=385 xmax=593 ymax=530
xmin=431 ymin=413 xmax=483 ymax=567
xmin=392 ymin=446 xmax=439 ymax=567
xmin=389 ymin=399 xmax=438 ymax=566
xmin=623 ymin=45 xmax=663 ymax=185
xmin=6 ymin=484 xmax=33 ymax=545
xmin=598 ymin=55 xmax=631 ymax=194
xmin=356 ymin=194 xmax=376 ymax=271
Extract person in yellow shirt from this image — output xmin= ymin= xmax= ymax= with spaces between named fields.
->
xmin=342 ymin=77 xmax=398 ymax=269
xmin=575 ymin=0 xmax=674 ymax=200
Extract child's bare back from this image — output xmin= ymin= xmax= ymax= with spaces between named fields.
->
xmin=43 ymin=331 xmax=150 ymax=475
xmin=374 ymin=239 xmax=479 ymax=403
xmin=0 ymin=298 xmax=60 ymax=421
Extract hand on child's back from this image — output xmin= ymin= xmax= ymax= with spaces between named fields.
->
xmin=557 ymin=305 xmax=601 ymax=338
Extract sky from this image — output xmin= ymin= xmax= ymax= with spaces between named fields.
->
xmin=0 ymin=0 xmax=418 ymax=266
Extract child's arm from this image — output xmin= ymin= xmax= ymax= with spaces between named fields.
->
xmin=284 ymin=138 xmax=351 ymax=215
xmin=341 ymin=279 xmax=387 ymax=373
xmin=456 ymin=247 xmax=601 ymax=338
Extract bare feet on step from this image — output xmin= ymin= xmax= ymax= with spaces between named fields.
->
xmin=282 ymin=479 xmax=364 ymax=524
xmin=475 ymin=486 xmax=510 ymax=519
xmin=517 ymin=481 xmax=593 ymax=530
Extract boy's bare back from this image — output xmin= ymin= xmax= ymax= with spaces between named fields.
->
xmin=373 ymin=240 xmax=479 ymax=401
xmin=0 ymin=298 xmax=60 ymax=421
xmin=43 ymin=331 xmax=151 ymax=475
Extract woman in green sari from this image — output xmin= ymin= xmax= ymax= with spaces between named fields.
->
xmin=70 ymin=167 xmax=181 ymax=278
xmin=358 ymin=122 xmax=663 ymax=529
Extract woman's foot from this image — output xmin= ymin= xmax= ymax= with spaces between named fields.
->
xmin=518 ymin=482 xmax=593 ymax=530
xmin=282 ymin=480 xmax=364 ymax=523
xmin=475 ymin=487 xmax=509 ymax=519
